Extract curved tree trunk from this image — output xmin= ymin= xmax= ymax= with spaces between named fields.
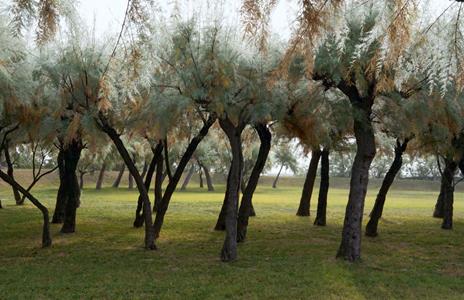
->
xmin=237 ymin=123 xmax=271 ymax=243
xmin=218 ymin=118 xmax=243 ymax=262
xmin=112 ymin=164 xmax=125 ymax=188
xmin=60 ymin=139 xmax=83 ymax=234
xmin=336 ymin=99 xmax=376 ymax=262
xmin=153 ymin=150 xmax=164 ymax=212
xmin=214 ymin=170 xmax=230 ymax=231
xmin=4 ymin=144 xmax=21 ymax=205
xmin=296 ymin=150 xmax=322 ymax=216
xmin=272 ymin=164 xmax=284 ymax=188
xmin=180 ymin=164 xmax=195 ymax=191
xmin=433 ymin=176 xmax=446 ymax=218
xmin=365 ymin=139 xmax=408 ymax=236
xmin=314 ymin=149 xmax=330 ymax=226
xmin=442 ymin=158 xmax=457 ymax=229
xmin=0 ymin=169 xmax=51 ymax=247
xmin=52 ymin=150 xmax=66 ymax=224
xmin=95 ymin=162 xmax=107 ymax=190
xmin=134 ymin=142 xmax=163 ymax=228
xmin=99 ymin=115 xmax=156 ymax=250
xmin=153 ymin=115 xmax=216 ymax=239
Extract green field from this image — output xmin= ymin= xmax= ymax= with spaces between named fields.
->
xmin=1 ymin=172 xmax=464 ymax=299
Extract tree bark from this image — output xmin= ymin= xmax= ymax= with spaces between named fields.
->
xmin=272 ymin=164 xmax=284 ymax=188
xmin=141 ymin=160 xmax=149 ymax=180
xmin=112 ymin=164 xmax=125 ymax=188
xmin=153 ymin=115 xmax=216 ymax=239
xmin=199 ymin=165 xmax=204 ymax=188
xmin=128 ymin=173 xmax=134 ymax=189
xmin=441 ymin=158 xmax=457 ymax=229
xmin=365 ymin=139 xmax=408 ymax=236
xmin=201 ymin=163 xmax=214 ymax=191
xmin=4 ymin=144 xmax=21 ymax=205
xmin=180 ymin=164 xmax=195 ymax=191
xmin=237 ymin=123 xmax=271 ymax=242
xmin=433 ymin=176 xmax=446 ymax=218
xmin=0 ymin=169 xmax=51 ymax=247
xmin=60 ymin=139 xmax=83 ymax=234
xmin=95 ymin=162 xmax=107 ymax=190
xmin=214 ymin=170 xmax=230 ymax=231
xmin=79 ymin=171 xmax=85 ymax=190
xmin=296 ymin=150 xmax=322 ymax=216
xmin=98 ymin=114 xmax=156 ymax=250
xmin=336 ymin=98 xmax=376 ymax=262
xmin=314 ymin=149 xmax=330 ymax=226
xmin=218 ymin=118 xmax=243 ymax=262
xmin=133 ymin=142 xmax=163 ymax=228
xmin=52 ymin=150 xmax=66 ymax=224
xmin=153 ymin=150 xmax=164 ymax=212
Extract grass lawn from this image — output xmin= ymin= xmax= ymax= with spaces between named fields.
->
xmin=1 ymin=174 xmax=464 ymax=299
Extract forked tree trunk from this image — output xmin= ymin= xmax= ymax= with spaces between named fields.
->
xmin=99 ymin=115 xmax=156 ymax=250
xmin=153 ymin=150 xmax=164 ymax=212
xmin=218 ymin=118 xmax=243 ymax=262
xmin=314 ymin=149 xmax=330 ymax=226
xmin=52 ymin=150 xmax=66 ymax=224
xmin=0 ymin=169 xmax=51 ymax=247
xmin=433 ymin=176 xmax=446 ymax=218
xmin=237 ymin=123 xmax=271 ymax=242
xmin=60 ymin=139 xmax=83 ymax=234
xmin=365 ymin=139 xmax=408 ymax=236
xmin=272 ymin=164 xmax=284 ymax=188
xmin=95 ymin=162 xmax=107 ymax=190
xmin=296 ymin=150 xmax=322 ymax=216
xmin=134 ymin=142 xmax=163 ymax=228
xmin=202 ymin=163 xmax=214 ymax=191
xmin=180 ymin=164 xmax=195 ymax=191
xmin=442 ymin=158 xmax=457 ymax=230
xmin=336 ymin=99 xmax=376 ymax=262
xmin=153 ymin=115 xmax=216 ymax=239
xmin=113 ymin=164 xmax=125 ymax=188
xmin=4 ymin=144 xmax=21 ymax=205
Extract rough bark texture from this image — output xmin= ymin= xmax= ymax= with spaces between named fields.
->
xmin=180 ymin=164 xmax=195 ymax=191
xmin=0 ymin=169 xmax=51 ymax=247
xmin=153 ymin=115 xmax=216 ymax=239
xmin=296 ymin=150 xmax=322 ymax=216
xmin=133 ymin=142 xmax=163 ymax=228
xmin=52 ymin=150 xmax=66 ymax=224
xmin=95 ymin=162 xmax=106 ymax=190
xmin=98 ymin=115 xmax=156 ymax=250
xmin=272 ymin=164 xmax=283 ymax=188
xmin=433 ymin=176 xmax=446 ymax=218
xmin=237 ymin=123 xmax=271 ymax=242
xmin=336 ymin=97 xmax=376 ymax=262
xmin=4 ymin=144 xmax=22 ymax=205
xmin=112 ymin=164 xmax=125 ymax=188
xmin=60 ymin=139 xmax=83 ymax=234
xmin=219 ymin=118 xmax=243 ymax=262
xmin=314 ymin=149 xmax=330 ymax=226
xmin=441 ymin=158 xmax=457 ymax=229
xmin=365 ymin=139 xmax=408 ymax=237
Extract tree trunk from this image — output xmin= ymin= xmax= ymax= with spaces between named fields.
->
xmin=433 ymin=176 xmax=446 ymax=218
xmin=52 ymin=149 xmax=66 ymax=224
xmin=4 ymin=144 xmax=21 ymax=205
xmin=79 ymin=171 xmax=85 ymax=190
xmin=272 ymin=164 xmax=284 ymax=188
xmin=0 ymin=200 xmax=2 ymax=209
xmin=366 ymin=139 xmax=408 ymax=236
xmin=442 ymin=158 xmax=457 ymax=229
xmin=202 ymin=163 xmax=214 ymax=191
xmin=0 ymin=169 xmax=51 ymax=247
xmin=237 ymin=123 xmax=271 ymax=242
xmin=60 ymin=139 xmax=83 ymax=234
xmin=99 ymin=115 xmax=156 ymax=250
xmin=134 ymin=142 xmax=163 ymax=228
xmin=314 ymin=149 xmax=330 ymax=226
xmin=218 ymin=118 xmax=243 ymax=262
xmin=112 ymin=164 xmax=125 ymax=188
xmin=153 ymin=115 xmax=216 ymax=239
xmin=296 ymin=150 xmax=322 ymax=216
xmin=336 ymin=100 xmax=376 ymax=262
xmin=128 ymin=173 xmax=134 ymax=189
xmin=141 ymin=160 xmax=149 ymax=180
xmin=153 ymin=150 xmax=164 ymax=212
xmin=199 ymin=165 xmax=204 ymax=188
xmin=214 ymin=170 xmax=230 ymax=231
xmin=95 ymin=162 xmax=107 ymax=190
xmin=180 ymin=164 xmax=195 ymax=191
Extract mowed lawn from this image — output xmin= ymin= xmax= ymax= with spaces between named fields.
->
xmin=1 ymin=173 xmax=464 ymax=299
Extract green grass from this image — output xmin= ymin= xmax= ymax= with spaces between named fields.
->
xmin=1 ymin=174 xmax=464 ymax=299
